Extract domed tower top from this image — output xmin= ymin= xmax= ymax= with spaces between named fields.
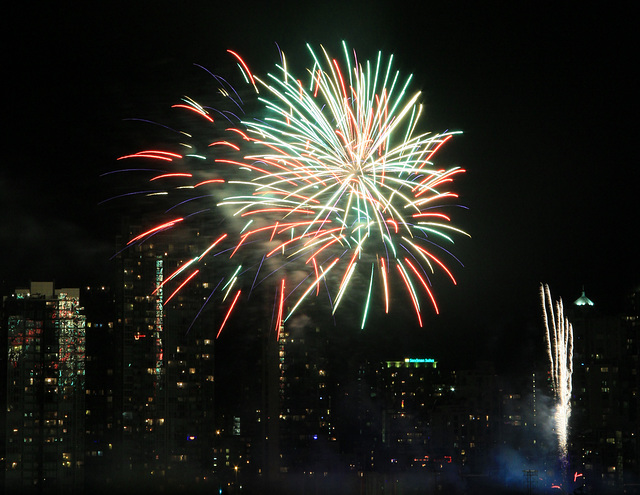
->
xmin=573 ymin=287 xmax=594 ymax=307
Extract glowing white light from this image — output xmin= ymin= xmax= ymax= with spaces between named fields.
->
xmin=541 ymin=284 xmax=573 ymax=467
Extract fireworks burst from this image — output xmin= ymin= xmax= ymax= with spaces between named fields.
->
xmin=541 ymin=284 xmax=574 ymax=468
xmin=110 ymin=43 xmax=469 ymax=336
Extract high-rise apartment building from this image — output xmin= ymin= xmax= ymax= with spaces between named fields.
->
xmin=2 ymin=282 xmax=86 ymax=494
xmin=82 ymin=285 xmax=117 ymax=491
xmin=113 ymin=222 xmax=218 ymax=490
xmin=375 ymin=358 xmax=456 ymax=469
xmin=570 ymin=287 xmax=640 ymax=493
xmin=378 ymin=358 xmax=441 ymax=463
xmin=444 ymin=363 xmax=502 ymax=472
xmin=277 ymin=323 xmax=335 ymax=473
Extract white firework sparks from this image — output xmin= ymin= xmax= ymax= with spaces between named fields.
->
xmin=541 ymin=283 xmax=574 ymax=465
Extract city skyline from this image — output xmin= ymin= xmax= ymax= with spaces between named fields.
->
xmin=2 ymin=278 xmax=638 ymax=494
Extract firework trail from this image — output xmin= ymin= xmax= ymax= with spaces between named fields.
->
xmin=541 ymin=284 xmax=574 ymax=470
xmin=110 ymin=42 xmax=469 ymax=336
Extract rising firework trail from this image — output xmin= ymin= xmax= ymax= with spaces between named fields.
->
xmin=541 ymin=284 xmax=574 ymax=476
xmin=108 ymin=42 xmax=469 ymax=337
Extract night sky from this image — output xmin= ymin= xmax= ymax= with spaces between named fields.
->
xmin=3 ymin=3 xmax=637 ymax=369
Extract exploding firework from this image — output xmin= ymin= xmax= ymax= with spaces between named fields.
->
xmin=110 ymin=43 xmax=469 ymax=336
xmin=541 ymin=284 xmax=574 ymax=469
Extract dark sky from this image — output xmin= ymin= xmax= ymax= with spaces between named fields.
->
xmin=3 ymin=3 xmax=637 ymax=368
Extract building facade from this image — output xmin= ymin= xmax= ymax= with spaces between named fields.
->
xmin=82 ymin=285 xmax=118 ymax=491
xmin=570 ymin=287 xmax=640 ymax=493
xmin=112 ymin=223 xmax=219 ymax=491
xmin=2 ymin=282 xmax=86 ymax=494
